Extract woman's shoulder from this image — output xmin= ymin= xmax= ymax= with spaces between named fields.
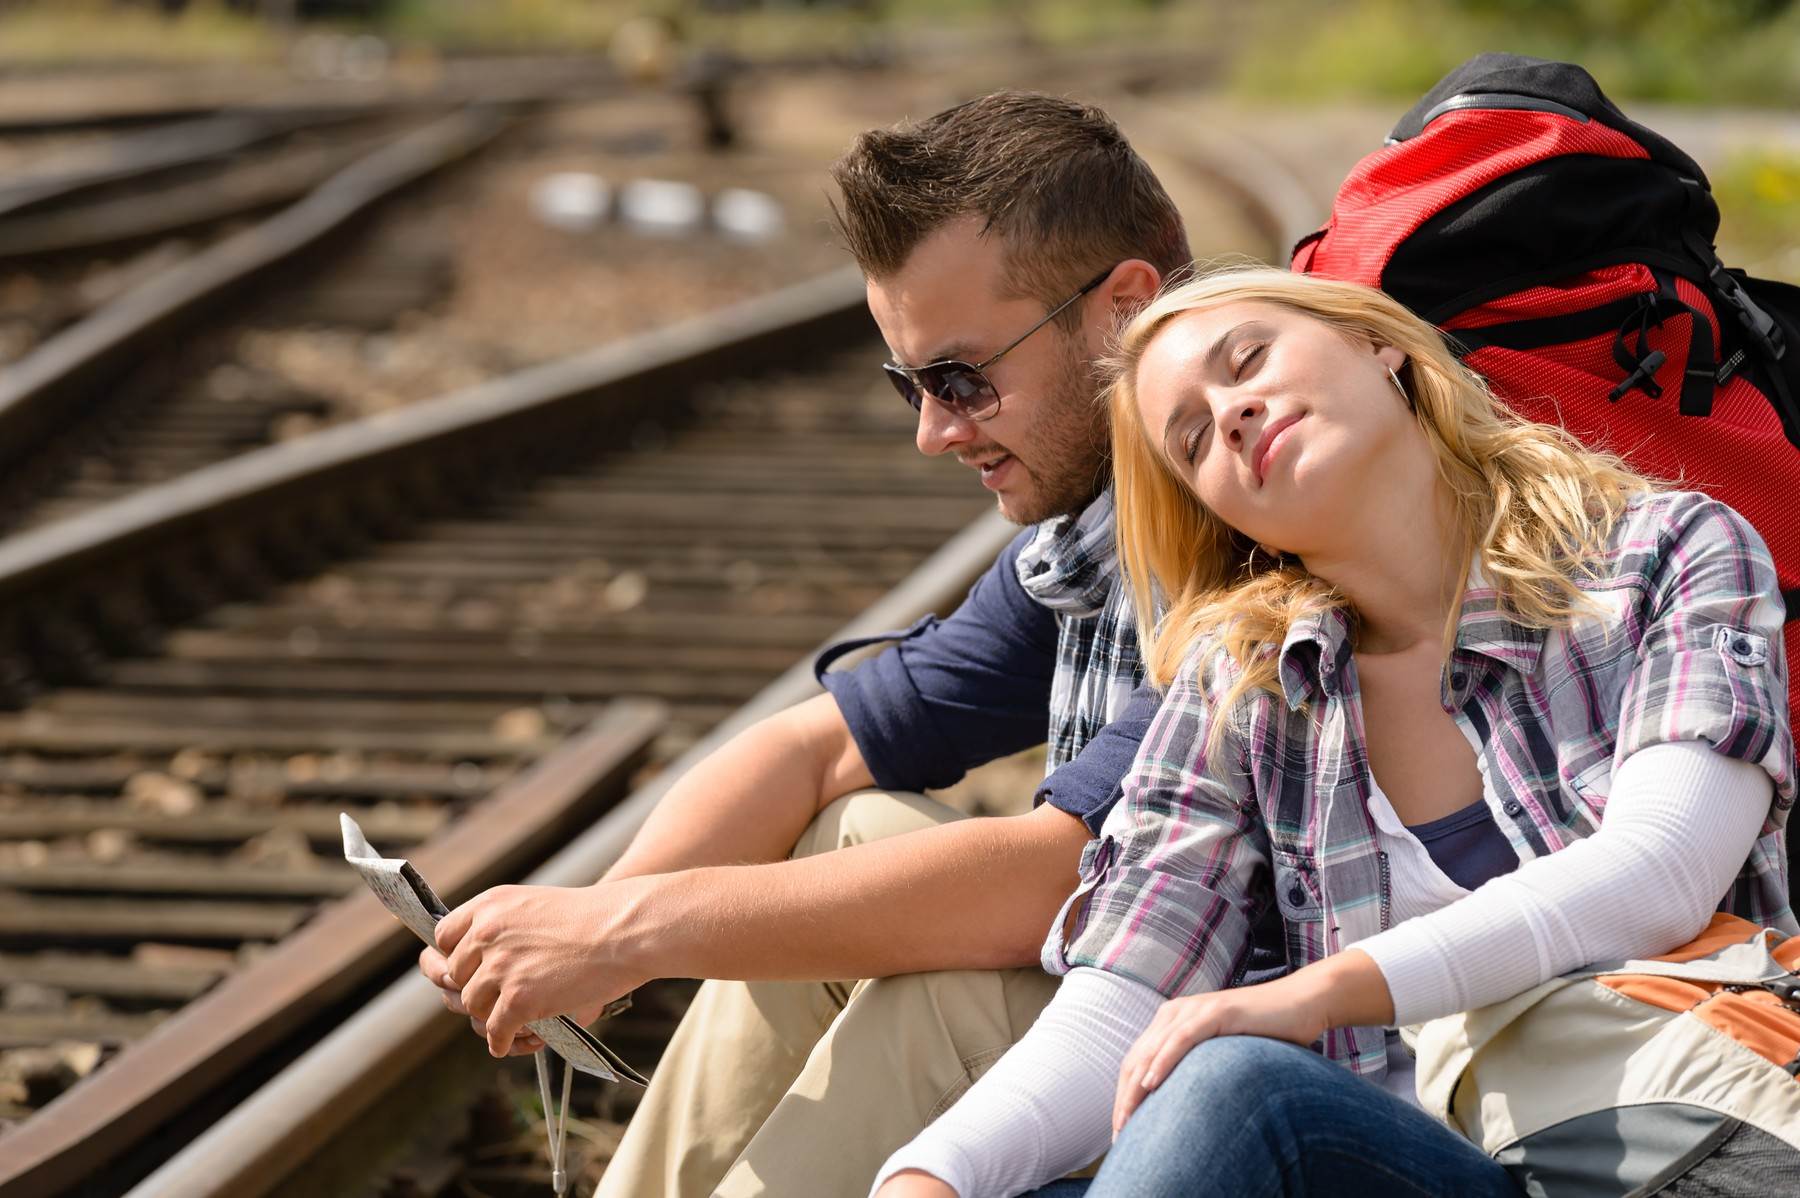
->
xmin=1168 ymin=634 xmax=1260 ymax=697
xmin=1607 ymin=489 xmax=1773 ymax=568
xmin=1162 ymin=632 xmax=1289 ymax=735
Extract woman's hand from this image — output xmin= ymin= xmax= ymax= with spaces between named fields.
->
xmin=874 ymin=1170 xmax=958 ymax=1198
xmin=1113 ymin=949 xmax=1392 ymax=1133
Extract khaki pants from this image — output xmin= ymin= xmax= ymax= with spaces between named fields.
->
xmin=597 ymin=790 xmax=1062 ymax=1198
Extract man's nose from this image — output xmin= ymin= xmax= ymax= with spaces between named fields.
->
xmin=915 ymin=394 xmax=979 ymax=456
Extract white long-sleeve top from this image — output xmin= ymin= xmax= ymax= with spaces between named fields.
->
xmin=871 ymin=741 xmax=1775 ymax=1198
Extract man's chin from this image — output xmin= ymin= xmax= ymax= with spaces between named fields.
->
xmin=995 ymin=472 xmax=1106 ymax=524
xmin=994 ymin=487 xmax=1065 ymax=527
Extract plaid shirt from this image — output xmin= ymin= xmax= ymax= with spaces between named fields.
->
xmin=1044 ymin=490 xmax=1796 ymax=1078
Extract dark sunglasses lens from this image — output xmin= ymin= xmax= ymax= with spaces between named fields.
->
xmin=883 ymin=365 xmax=923 ymax=411
xmin=921 ymin=364 xmax=999 ymax=418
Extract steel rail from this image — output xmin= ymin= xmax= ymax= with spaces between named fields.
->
xmin=0 ymin=699 xmax=666 ymax=1198
xmin=0 ymin=56 xmax=625 ymax=136
xmin=0 ymin=110 xmax=358 ymax=221
xmin=0 ymin=264 xmax=880 ymax=1195
xmin=0 ymin=267 xmax=871 ymax=702
xmin=125 ymin=507 xmax=1013 ymax=1198
xmin=1112 ymin=98 xmax=1324 ymax=262
xmin=0 ymin=102 xmax=1304 ymax=1195
xmin=0 ymin=105 xmax=511 ymax=490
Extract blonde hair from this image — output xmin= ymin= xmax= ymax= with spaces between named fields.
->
xmin=1110 ymin=266 xmax=1651 ymax=715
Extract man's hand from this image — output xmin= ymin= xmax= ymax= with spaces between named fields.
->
xmin=874 ymin=1170 xmax=958 ymax=1198
xmin=418 ymin=942 xmax=615 ymax=1055
xmin=432 ymin=878 xmax=653 ymax=1056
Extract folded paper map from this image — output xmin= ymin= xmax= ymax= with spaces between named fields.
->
xmin=340 ymin=812 xmax=646 ymax=1086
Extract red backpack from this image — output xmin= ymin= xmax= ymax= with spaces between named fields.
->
xmin=1293 ymin=53 xmax=1800 ymax=762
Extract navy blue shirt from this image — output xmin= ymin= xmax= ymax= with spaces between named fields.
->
xmin=815 ymin=529 xmax=1158 ymax=833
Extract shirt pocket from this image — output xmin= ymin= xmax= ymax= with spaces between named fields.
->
xmin=1272 ymin=848 xmax=1324 ymax=924
xmin=1272 ymin=849 xmax=1324 ymax=967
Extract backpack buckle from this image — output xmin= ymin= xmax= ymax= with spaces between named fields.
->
xmin=1713 ymin=268 xmax=1786 ymax=361
xmin=1684 ymin=230 xmax=1785 ymax=361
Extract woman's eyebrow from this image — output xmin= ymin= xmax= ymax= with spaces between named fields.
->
xmin=1202 ymin=319 xmax=1274 ymax=374
xmin=1202 ymin=321 xmax=1255 ymax=375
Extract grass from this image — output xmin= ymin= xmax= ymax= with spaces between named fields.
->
xmin=0 ymin=0 xmax=279 ymax=65
xmin=1712 ymin=149 xmax=1800 ymax=282
xmin=1228 ymin=0 xmax=1800 ymax=107
xmin=4 ymin=0 xmax=1799 ymax=113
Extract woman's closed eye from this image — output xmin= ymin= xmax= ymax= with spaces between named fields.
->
xmin=1182 ymin=416 xmax=1214 ymax=464
xmin=1232 ymin=341 xmax=1265 ymax=380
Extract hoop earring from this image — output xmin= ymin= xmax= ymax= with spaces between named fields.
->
xmin=1386 ymin=365 xmax=1414 ymax=412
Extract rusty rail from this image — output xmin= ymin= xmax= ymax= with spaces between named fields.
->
xmin=1 ymin=701 xmax=664 ymax=1198
xmin=0 ymin=267 xmax=871 ymax=705
xmin=0 ymin=106 xmax=511 ymax=490
xmin=124 ymin=511 xmax=1014 ymax=1198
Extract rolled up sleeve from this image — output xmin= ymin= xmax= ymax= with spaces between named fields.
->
xmin=815 ymin=529 xmax=1057 ymax=793
xmin=1613 ymin=493 xmax=1795 ymax=813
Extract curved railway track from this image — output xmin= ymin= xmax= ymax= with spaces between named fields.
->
xmin=0 ymin=103 xmax=517 ymax=538
xmin=0 ymin=98 xmax=1310 ymax=1196
xmin=0 ymin=77 xmax=852 ymax=547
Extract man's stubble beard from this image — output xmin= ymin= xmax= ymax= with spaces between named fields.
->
xmin=1001 ymin=340 xmax=1111 ymax=526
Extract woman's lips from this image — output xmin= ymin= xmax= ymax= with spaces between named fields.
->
xmin=1254 ymin=415 xmax=1302 ymax=485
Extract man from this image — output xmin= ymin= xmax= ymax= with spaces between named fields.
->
xmin=424 ymin=91 xmax=1190 ymax=1196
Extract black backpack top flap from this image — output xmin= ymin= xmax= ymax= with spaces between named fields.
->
xmin=1387 ymin=53 xmax=1707 ymax=185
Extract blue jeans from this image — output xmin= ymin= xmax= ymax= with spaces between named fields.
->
xmin=1027 ymin=1035 xmax=1520 ymax=1198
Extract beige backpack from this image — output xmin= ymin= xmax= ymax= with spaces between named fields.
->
xmin=1413 ymin=913 xmax=1800 ymax=1196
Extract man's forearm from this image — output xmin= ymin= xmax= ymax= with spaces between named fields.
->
xmin=605 ymin=693 xmax=870 ymax=882
xmin=616 ymin=804 xmax=1091 ymax=982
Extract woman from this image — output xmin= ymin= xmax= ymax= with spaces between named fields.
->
xmin=870 ymin=268 xmax=1795 ymax=1197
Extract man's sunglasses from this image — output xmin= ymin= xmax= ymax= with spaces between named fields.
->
xmin=882 ymin=265 xmax=1114 ymax=422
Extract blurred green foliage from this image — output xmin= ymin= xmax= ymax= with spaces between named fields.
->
xmin=6 ymin=0 xmax=1800 ymax=112
xmin=1712 ymin=149 xmax=1800 ymax=282
xmin=1230 ymin=0 xmax=1800 ymax=105
xmin=0 ymin=0 xmax=276 ymax=63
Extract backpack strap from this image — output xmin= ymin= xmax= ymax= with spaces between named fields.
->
xmin=1685 ymin=227 xmax=1789 ymax=366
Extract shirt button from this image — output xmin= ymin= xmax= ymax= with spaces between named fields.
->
xmin=1733 ymin=636 xmax=1754 ymax=655
xmin=1502 ymin=799 xmax=1524 ymax=818
xmin=1288 ymin=883 xmax=1308 ymax=906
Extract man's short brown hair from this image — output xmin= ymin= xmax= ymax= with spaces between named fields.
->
xmin=829 ymin=91 xmax=1190 ymax=320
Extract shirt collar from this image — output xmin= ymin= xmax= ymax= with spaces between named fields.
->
xmin=1274 ymin=558 xmax=1547 ymax=710
xmin=1448 ymin=558 xmax=1548 ymax=675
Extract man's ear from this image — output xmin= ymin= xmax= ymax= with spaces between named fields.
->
xmin=1105 ymin=259 xmax=1162 ymax=311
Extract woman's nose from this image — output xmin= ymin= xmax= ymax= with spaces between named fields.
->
xmin=1223 ymin=400 xmax=1263 ymax=447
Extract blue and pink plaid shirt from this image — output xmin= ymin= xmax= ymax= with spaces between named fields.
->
xmin=1044 ymin=489 xmax=1796 ymax=1078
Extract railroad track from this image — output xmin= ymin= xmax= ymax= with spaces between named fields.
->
xmin=0 ymin=267 xmax=1006 ymax=1196
xmin=0 ymin=75 xmax=851 ymax=546
xmin=0 ymin=103 xmax=517 ymax=539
